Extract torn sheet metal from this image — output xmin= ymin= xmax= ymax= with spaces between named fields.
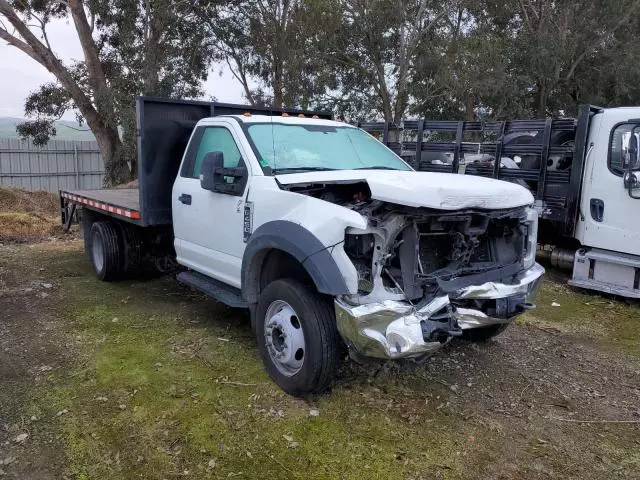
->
xmin=334 ymin=296 xmax=450 ymax=359
xmin=334 ymin=263 xmax=544 ymax=360
xmin=450 ymin=263 xmax=544 ymax=300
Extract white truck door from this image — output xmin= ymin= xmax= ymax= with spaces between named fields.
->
xmin=172 ymin=121 xmax=250 ymax=287
xmin=576 ymin=112 xmax=640 ymax=256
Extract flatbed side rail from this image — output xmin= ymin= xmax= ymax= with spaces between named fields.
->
xmin=60 ymin=191 xmax=141 ymax=221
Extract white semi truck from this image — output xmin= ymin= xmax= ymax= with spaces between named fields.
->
xmin=363 ymin=104 xmax=640 ymax=299
xmin=61 ymin=97 xmax=543 ymax=395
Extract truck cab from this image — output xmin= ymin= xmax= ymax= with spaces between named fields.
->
xmin=61 ymin=97 xmax=543 ymax=395
xmin=572 ymin=107 xmax=640 ymax=295
xmin=170 ymin=110 xmax=543 ymax=394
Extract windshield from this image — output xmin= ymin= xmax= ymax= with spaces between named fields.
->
xmin=245 ymin=123 xmax=412 ymax=173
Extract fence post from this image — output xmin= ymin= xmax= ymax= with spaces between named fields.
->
xmin=73 ymin=144 xmax=79 ymax=188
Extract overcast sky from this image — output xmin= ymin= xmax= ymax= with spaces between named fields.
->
xmin=0 ymin=18 xmax=247 ymax=120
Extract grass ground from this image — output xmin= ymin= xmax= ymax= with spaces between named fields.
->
xmin=1 ymin=241 xmax=639 ymax=479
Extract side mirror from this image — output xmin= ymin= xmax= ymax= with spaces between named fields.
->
xmin=200 ymin=151 xmax=223 ymax=191
xmin=200 ymin=151 xmax=247 ymax=196
xmin=623 ymin=131 xmax=640 ymax=199
xmin=623 ymin=171 xmax=639 ymax=189
xmin=623 ymin=131 xmax=639 ymax=170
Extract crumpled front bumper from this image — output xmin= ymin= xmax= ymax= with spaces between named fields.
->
xmin=335 ymin=263 xmax=544 ymax=360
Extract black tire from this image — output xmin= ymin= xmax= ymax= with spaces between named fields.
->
xmin=255 ymin=279 xmax=341 ymax=396
xmin=515 ymin=131 xmax=574 ymax=170
xmin=460 ymin=323 xmax=509 ymax=342
xmin=90 ymin=221 xmax=122 ymax=281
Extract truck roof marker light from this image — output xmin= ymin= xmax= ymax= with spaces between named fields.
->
xmin=243 ymin=112 xmax=252 ymax=117
xmin=282 ymin=112 xmax=289 ymax=117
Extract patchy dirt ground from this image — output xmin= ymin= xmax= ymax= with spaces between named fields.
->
xmin=1 ymin=240 xmax=639 ymax=479
xmin=0 ymin=188 xmax=66 ymax=242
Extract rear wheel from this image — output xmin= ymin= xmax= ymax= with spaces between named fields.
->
xmin=255 ymin=279 xmax=341 ymax=396
xmin=90 ymin=221 xmax=122 ymax=281
xmin=460 ymin=324 xmax=509 ymax=342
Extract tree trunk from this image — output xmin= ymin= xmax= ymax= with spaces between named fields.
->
xmin=68 ymin=0 xmax=110 ymax=106
xmin=0 ymin=1 xmax=132 ymax=187
xmin=382 ymin=102 xmax=394 ymax=125
xmin=273 ymin=62 xmax=283 ymax=108
xmin=535 ymin=82 xmax=548 ymax=117
xmin=392 ymin=91 xmax=407 ymax=126
xmin=93 ymin=126 xmax=131 ymax=186
xmin=143 ymin=11 xmax=162 ymax=95
xmin=465 ymin=97 xmax=475 ymax=121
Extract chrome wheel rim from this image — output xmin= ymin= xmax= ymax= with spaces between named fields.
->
xmin=264 ymin=300 xmax=305 ymax=377
xmin=92 ymin=232 xmax=104 ymax=272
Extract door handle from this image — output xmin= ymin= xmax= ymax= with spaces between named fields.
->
xmin=590 ymin=198 xmax=604 ymax=222
xmin=178 ymin=193 xmax=192 ymax=205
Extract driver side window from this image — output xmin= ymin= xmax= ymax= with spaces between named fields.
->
xmin=609 ymin=123 xmax=640 ymax=176
xmin=192 ymin=127 xmax=242 ymax=178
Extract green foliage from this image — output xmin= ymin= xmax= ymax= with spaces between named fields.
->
xmin=410 ymin=0 xmax=640 ymax=119
xmin=23 ymin=83 xmax=73 ymax=119
xmin=15 ymin=82 xmax=76 ymax=145
xmin=209 ymin=0 xmax=640 ymax=122
xmin=15 ymin=118 xmax=57 ymax=146
xmin=208 ymin=0 xmax=340 ymax=108
xmin=322 ymin=0 xmax=452 ymax=123
xmin=7 ymin=0 xmax=640 ymax=170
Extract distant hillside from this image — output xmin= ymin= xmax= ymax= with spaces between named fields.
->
xmin=0 ymin=117 xmax=95 ymax=142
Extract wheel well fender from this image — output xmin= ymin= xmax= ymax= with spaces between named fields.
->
xmin=242 ymin=220 xmax=349 ymax=303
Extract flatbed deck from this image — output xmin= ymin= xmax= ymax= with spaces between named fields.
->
xmin=60 ymin=188 xmax=141 ymax=221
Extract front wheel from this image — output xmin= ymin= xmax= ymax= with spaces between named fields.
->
xmin=460 ymin=323 xmax=509 ymax=342
xmin=255 ymin=279 xmax=341 ymax=396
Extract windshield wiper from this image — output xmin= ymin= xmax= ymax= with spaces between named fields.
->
xmin=272 ymin=167 xmax=337 ymax=173
xmin=353 ymin=166 xmax=400 ymax=170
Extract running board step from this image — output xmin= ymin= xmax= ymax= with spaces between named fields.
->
xmin=177 ymin=271 xmax=248 ymax=308
xmin=569 ymin=248 xmax=640 ymax=299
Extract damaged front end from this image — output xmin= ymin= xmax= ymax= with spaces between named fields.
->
xmin=336 ymin=202 xmax=543 ymax=360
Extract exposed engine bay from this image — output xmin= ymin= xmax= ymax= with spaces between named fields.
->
xmin=280 ymin=178 xmax=542 ymax=360
xmin=282 ymin=180 xmax=531 ymax=304
xmin=343 ymin=203 xmax=529 ymax=302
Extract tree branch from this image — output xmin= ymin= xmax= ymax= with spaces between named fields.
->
xmin=0 ymin=25 xmax=39 ymax=63
xmin=58 ymin=123 xmax=91 ymax=132
xmin=225 ymin=56 xmax=255 ymax=105
xmin=67 ymin=0 xmax=109 ymax=100
xmin=0 ymin=0 xmax=102 ymax=129
xmin=30 ymin=12 xmax=52 ymax=52
xmin=88 ymin=9 xmax=95 ymax=34
xmin=564 ymin=0 xmax=640 ymax=81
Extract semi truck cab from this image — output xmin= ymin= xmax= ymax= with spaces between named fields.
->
xmin=572 ymin=107 xmax=640 ymax=294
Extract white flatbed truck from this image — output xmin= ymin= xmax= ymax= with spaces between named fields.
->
xmin=60 ymin=97 xmax=543 ymax=395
